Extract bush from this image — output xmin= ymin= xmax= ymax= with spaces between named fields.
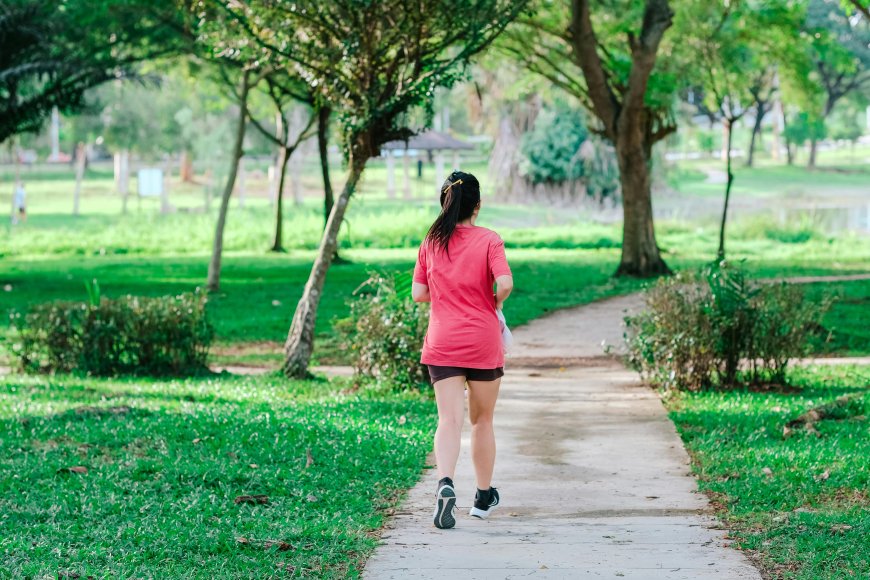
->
xmin=624 ymin=263 xmax=831 ymax=390
xmin=519 ymin=103 xmax=588 ymax=184
xmin=335 ymin=272 xmax=429 ymax=391
xmin=13 ymin=291 xmax=213 ymax=376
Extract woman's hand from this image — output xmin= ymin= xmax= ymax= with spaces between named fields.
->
xmin=494 ymin=275 xmax=513 ymax=310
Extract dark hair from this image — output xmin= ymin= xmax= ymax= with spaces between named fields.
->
xmin=425 ymin=170 xmax=481 ymax=254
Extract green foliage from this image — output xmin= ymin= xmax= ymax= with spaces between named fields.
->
xmin=336 ymin=272 xmax=430 ymax=391
xmin=15 ymin=291 xmax=214 ymax=376
xmin=519 ymin=105 xmax=588 ymax=184
xmin=668 ymin=364 xmax=870 ymax=579
xmin=228 ymin=0 xmax=528 ymax=160
xmin=0 ymin=373 xmax=436 ymax=577
xmin=625 ymin=262 xmax=832 ymax=390
xmin=784 ymin=112 xmax=828 ymax=148
xmin=0 ymin=0 xmax=189 ymax=144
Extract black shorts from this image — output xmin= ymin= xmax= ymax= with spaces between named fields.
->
xmin=427 ymin=365 xmax=504 ymax=384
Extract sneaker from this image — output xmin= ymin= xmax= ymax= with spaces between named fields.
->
xmin=469 ymin=487 xmax=499 ymax=519
xmin=433 ymin=479 xmax=457 ymax=529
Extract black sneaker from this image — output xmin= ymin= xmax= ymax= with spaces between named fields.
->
xmin=433 ymin=479 xmax=457 ymax=529
xmin=469 ymin=487 xmax=499 ymax=519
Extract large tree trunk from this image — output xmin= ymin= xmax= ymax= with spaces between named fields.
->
xmin=206 ymin=71 xmax=250 ymax=292
xmin=317 ymin=106 xmax=334 ymax=226
xmin=807 ymin=138 xmax=818 ymax=168
xmin=718 ymin=118 xmax=735 ymax=259
xmin=614 ymin=138 xmax=670 ymax=277
xmin=572 ymin=0 xmax=673 ymax=278
xmin=270 ymin=146 xmax=291 ymax=252
xmin=283 ymin=141 xmax=368 ymax=378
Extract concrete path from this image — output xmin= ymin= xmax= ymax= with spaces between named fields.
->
xmin=363 ymin=294 xmax=761 ymax=579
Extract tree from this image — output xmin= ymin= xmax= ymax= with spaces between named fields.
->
xmin=224 ymin=0 xmax=527 ymax=377
xmin=0 ymin=0 xmax=188 ymax=145
xmin=805 ymin=0 xmax=870 ymax=167
xmin=504 ymin=0 xmax=677 ymax=277
xmin=690 ymin=0 xmax=801 ymax=258
xmin=247 ymin=73 xmax=317 ymax=252
xmin=187 ymin=2 xmax=283 ymax=291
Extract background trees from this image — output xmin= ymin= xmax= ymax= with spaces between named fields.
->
xmin=221 ymin=0 xmax=528 ymax=376
xmin=0 ymin=0 xmax=188 ymax=145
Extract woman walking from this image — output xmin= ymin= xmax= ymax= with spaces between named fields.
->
xmin=412 ymin=170 xmax=513 ymax=530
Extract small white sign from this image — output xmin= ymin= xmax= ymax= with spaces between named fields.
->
xmin=138 ymin=168 xmax=163 ymax=197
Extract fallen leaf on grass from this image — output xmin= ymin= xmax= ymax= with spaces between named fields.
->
xmin=58 ymin=466 xmax=88 ymax=474
xmin=398 ymin=415 xmax=407 ymax=425
xmin=830 ymin=524 xmax=852 ymax=534
xmin=305 ymin=448 xmax=314 ymax=468
xmin=234 ymin=495 xmax=269 ymax=505
xmin=761 ymin=467 xmax=773 ymax=477
xmin=249 ymin=463 xmax=258 ymax=469
xmin=306 ymin=494 xmax=318 ymax=502
xmin=816 ymin=470 xmax=830 ymax=481
xmin=192 ymin=438 xmax=202 ymax=444
xmin=236 ymin=536 xmax=294 ymax=551
xmin=782 ymin=426 xmax=792 ymax=439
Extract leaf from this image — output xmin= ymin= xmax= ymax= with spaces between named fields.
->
xmin=761 ymin=467 xmax=773 ymax=477
xmin=249 ymin=463 xmax=258 ymax=469
xmin=305 ymin=448 xmax=314 ymax=468
xmin=816 ymin=470 xmax=830 ymax=481
xmin=306 ymin=494 xmax=318 ymax=502
xmin=830 ymin=524 xmax=852 ymax=534
xmin=192 ymin=438 xmax=202 ymax=444
xmin=58 ymin=466 xmax=88 ymax=474
xmin=398 ymin=415 xmax=407 ymax=425
xmin=234 ymin=494 xmax=269 ymax=505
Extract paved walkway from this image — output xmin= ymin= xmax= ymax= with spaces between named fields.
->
xmin=363 ymin=294 xmax=761 ymax=579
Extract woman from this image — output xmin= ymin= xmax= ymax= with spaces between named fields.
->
xmin=412 ymin=170 xmax=513 ymax=530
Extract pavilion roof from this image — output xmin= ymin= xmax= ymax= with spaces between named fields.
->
xmin=382 ymin=130 xmax=474 ymax=151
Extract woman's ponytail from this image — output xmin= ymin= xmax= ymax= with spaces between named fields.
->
xmin=425 ymin=171 xmax=481 ymax=256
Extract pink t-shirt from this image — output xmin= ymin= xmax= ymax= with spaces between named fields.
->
xmin=413 ymin=225 xmax=512 ymax=369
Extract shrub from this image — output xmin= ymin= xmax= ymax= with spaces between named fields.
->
xmin=13 ymin=290 xmax=213 ymax=376
xmin=624 ymin=262 xmax=831 ymax=390
xmin=335 ymin=271 xmax=429 ymax=391
xmin=519 ymin=103 xmax=588 ymax=184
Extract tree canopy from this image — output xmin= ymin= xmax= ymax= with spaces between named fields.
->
xmin=0 ymin=0 xmax=189 ymax=145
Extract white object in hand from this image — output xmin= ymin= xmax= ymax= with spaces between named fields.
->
xmin=496 ymin=309 xmax=513 ymax=352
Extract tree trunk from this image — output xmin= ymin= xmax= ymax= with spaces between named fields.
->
xmin=746 ymin=103 xmax=766 ymax=168
xmin=317 ymin=106 xmax=334 ymax=226
xmin=283 ymin=145 xmax=368 ymax=378
xmin=270 ymin=146 xmax=290 ymax=252
xmin=808 ymin=138 xmax=818 ymax=168
xmin=180 ymin=150 xmax=194 ymax=182
xmin=73 ymin=142 xmax=85 ymax=216
xmin=206 ymin=71 xmax=250 ymax=292
xmin=613 ymin=138 xmax=670 ymax=277
xmin=718 ymin=118 xmax=735 ymax=260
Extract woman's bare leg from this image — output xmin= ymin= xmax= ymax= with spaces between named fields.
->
xmin=466 ymin=378 xmax=501 ymax=490
xmin=433 ymin=376 xmax=466 ymax=480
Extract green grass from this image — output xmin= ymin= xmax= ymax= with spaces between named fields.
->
xmin=807 ymin=281 xmax=870 ymax=357
xmin=669 ymin=160 xmax=870 ymax=199
xmin=0 ymin=372 xmax=437 ymax=578
xmin=666 ymin=364 xmax=870 ymax=579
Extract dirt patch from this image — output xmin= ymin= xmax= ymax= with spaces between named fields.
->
xmin=507 ymin=355 xmax=621 ymax=369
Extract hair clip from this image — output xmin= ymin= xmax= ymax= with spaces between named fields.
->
xmin=442 ymin=178 xmax=463 ymax=195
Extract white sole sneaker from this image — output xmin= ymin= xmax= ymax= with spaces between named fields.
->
xmin=469 ymin=488 xmax=500 ymax=519
xmin=433 ymin=484 xmax=456 ymax=529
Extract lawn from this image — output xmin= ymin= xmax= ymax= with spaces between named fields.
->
xmin=667 ymin=364 xmax=870 ymax=579
xmin=0 ymin=372 xmax=437 ymax=578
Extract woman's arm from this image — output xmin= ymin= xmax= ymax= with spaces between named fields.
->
xmin=495 ymin=275 xmax=513 ymax=310
xmin=412 ymin=282 xmax=431 ymax=303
